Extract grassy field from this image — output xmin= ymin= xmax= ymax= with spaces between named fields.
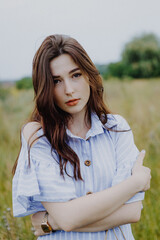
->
xmin=0 ymin=79 xmax=160 ymax=239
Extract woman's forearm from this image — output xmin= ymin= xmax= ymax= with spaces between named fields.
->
xmin=32 ymin=152 xmax=150 ymax=235
xmin=72 ymin=202 xmax=142 ymax=232
xmin=43 ymin=176 xmax=143 ymax=231
xmin=32 ymin=200 xmax=142 ymax=236
xmin=48 ymin=201 xmax=142 ymax=232
xmin=42 ymin=152 xmax=150 ymax=232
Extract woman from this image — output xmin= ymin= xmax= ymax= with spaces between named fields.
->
xmin=12 ymin=34 xmax=151 ymax=240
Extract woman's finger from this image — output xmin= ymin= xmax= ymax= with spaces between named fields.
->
xmin=136 ymin=150 xmax=146 ymax=166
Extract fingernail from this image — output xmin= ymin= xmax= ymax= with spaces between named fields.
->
xmin=141 ymin=149 xmax=146 ymax=154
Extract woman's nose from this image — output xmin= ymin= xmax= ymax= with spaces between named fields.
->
xmin=64 ymin=80 xmax=74 ymax=95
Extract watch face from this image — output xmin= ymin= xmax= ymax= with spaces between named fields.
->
xmin=41 ymin=223 xmax=51 ymax=233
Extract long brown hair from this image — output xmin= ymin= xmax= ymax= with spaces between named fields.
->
xmin=13 ymin=34 xmax=116 ymax=180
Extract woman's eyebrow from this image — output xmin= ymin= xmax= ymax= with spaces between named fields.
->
xmin=52 ymin=68 xmax=80 ymax=78
xmin=69 ymin=67 xmax=80 ymax=74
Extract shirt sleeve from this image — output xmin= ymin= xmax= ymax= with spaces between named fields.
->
xmin=12 ymin=132 xmax=77 ymax=217
xmin=111 ymin=115 xmax=145 ymax=204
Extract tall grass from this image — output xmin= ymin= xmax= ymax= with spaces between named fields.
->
xmin=104 ymin=79 xmax=160 ymax=239
xmin=0 ymin=79 xmax=159 ymax=239
xmin=0 ymin=87 xmax=34 ymax=239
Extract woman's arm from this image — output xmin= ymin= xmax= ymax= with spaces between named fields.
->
xmin=32 ymin=201 xmax=142 ymax=236
xmin=41 ymin=151 xmax=150 ymax=232
xmin=32 ymin=151 xmax=150 ymax=235
xmin=72 ymin=201 xmax=142 ymax=232
xmin=42 ymin=177 xmax=145 ymax=232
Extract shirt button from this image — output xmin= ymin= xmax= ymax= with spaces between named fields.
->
xmin=86 ymin=191 xmax=92 ymax=195
xmin=84 ymin=160 xmax=91 ymax=166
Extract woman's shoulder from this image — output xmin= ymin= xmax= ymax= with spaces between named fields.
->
xmin=106 ymin=113 xmax=130 ymax=130
xmin=17 ymin=122 xmax=58 ymax=170
xmin=22 ymin=121 xmax=42 ymax=146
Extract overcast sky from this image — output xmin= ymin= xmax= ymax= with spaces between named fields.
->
xmin=0 ymin=0 xmax=160 ymax=81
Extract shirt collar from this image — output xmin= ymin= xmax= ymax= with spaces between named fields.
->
xmin=66 ymin=112 xmax=118 ymax=140
xmin=104 ymin=114 xmax=118 ymax=129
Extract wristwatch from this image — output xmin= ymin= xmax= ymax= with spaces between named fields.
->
xmin=41 ymin=211 xmax=56 ymax=233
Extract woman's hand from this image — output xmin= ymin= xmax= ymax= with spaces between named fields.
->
xmin=31 ymin=211 xmax=49 ymax=237
xmin=132 ymin=150 xmax=151 ymax=192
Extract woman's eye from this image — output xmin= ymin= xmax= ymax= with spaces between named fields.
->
xmin=53 ymin=79 xmax=61 ymax=85
xmin=73 ymin=73 xmax=82 ymax=78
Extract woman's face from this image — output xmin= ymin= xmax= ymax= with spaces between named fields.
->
xmin=50 ymin=54 xmax=90 ymax=118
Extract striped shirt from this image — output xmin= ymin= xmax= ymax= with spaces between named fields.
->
xmin=12 ymin=113 xmax=144 ymax=240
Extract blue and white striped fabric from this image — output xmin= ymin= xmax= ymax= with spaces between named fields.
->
xmin=12 ymin=113 xmax=144 ymax=240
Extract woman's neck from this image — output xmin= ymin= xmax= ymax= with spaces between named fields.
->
xmin=68 ymin=111 xmax=91 ymax=139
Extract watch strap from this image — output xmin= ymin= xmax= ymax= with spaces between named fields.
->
xmin=41 ymin=211 xmax=54 ymax=233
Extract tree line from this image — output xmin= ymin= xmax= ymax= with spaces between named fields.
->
xmin=15 ymin=33 xmax=160 ymax=90
xmin=96 ymin=33 xmax=160 ymax=79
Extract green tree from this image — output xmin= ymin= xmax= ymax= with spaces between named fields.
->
xmin=16 ymin=77 xmax=33 ymax=89
xmin=103 ymin=33 xmax=160 ymax=79
xmin=121 ymin=33 xmax=160 ymax=78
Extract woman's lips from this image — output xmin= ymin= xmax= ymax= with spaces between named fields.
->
xmin=66 ymin=99 xmax=80 ymax=106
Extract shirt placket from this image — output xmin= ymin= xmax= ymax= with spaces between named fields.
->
xmin=81 ymin=138 xmax=94 ymax=196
